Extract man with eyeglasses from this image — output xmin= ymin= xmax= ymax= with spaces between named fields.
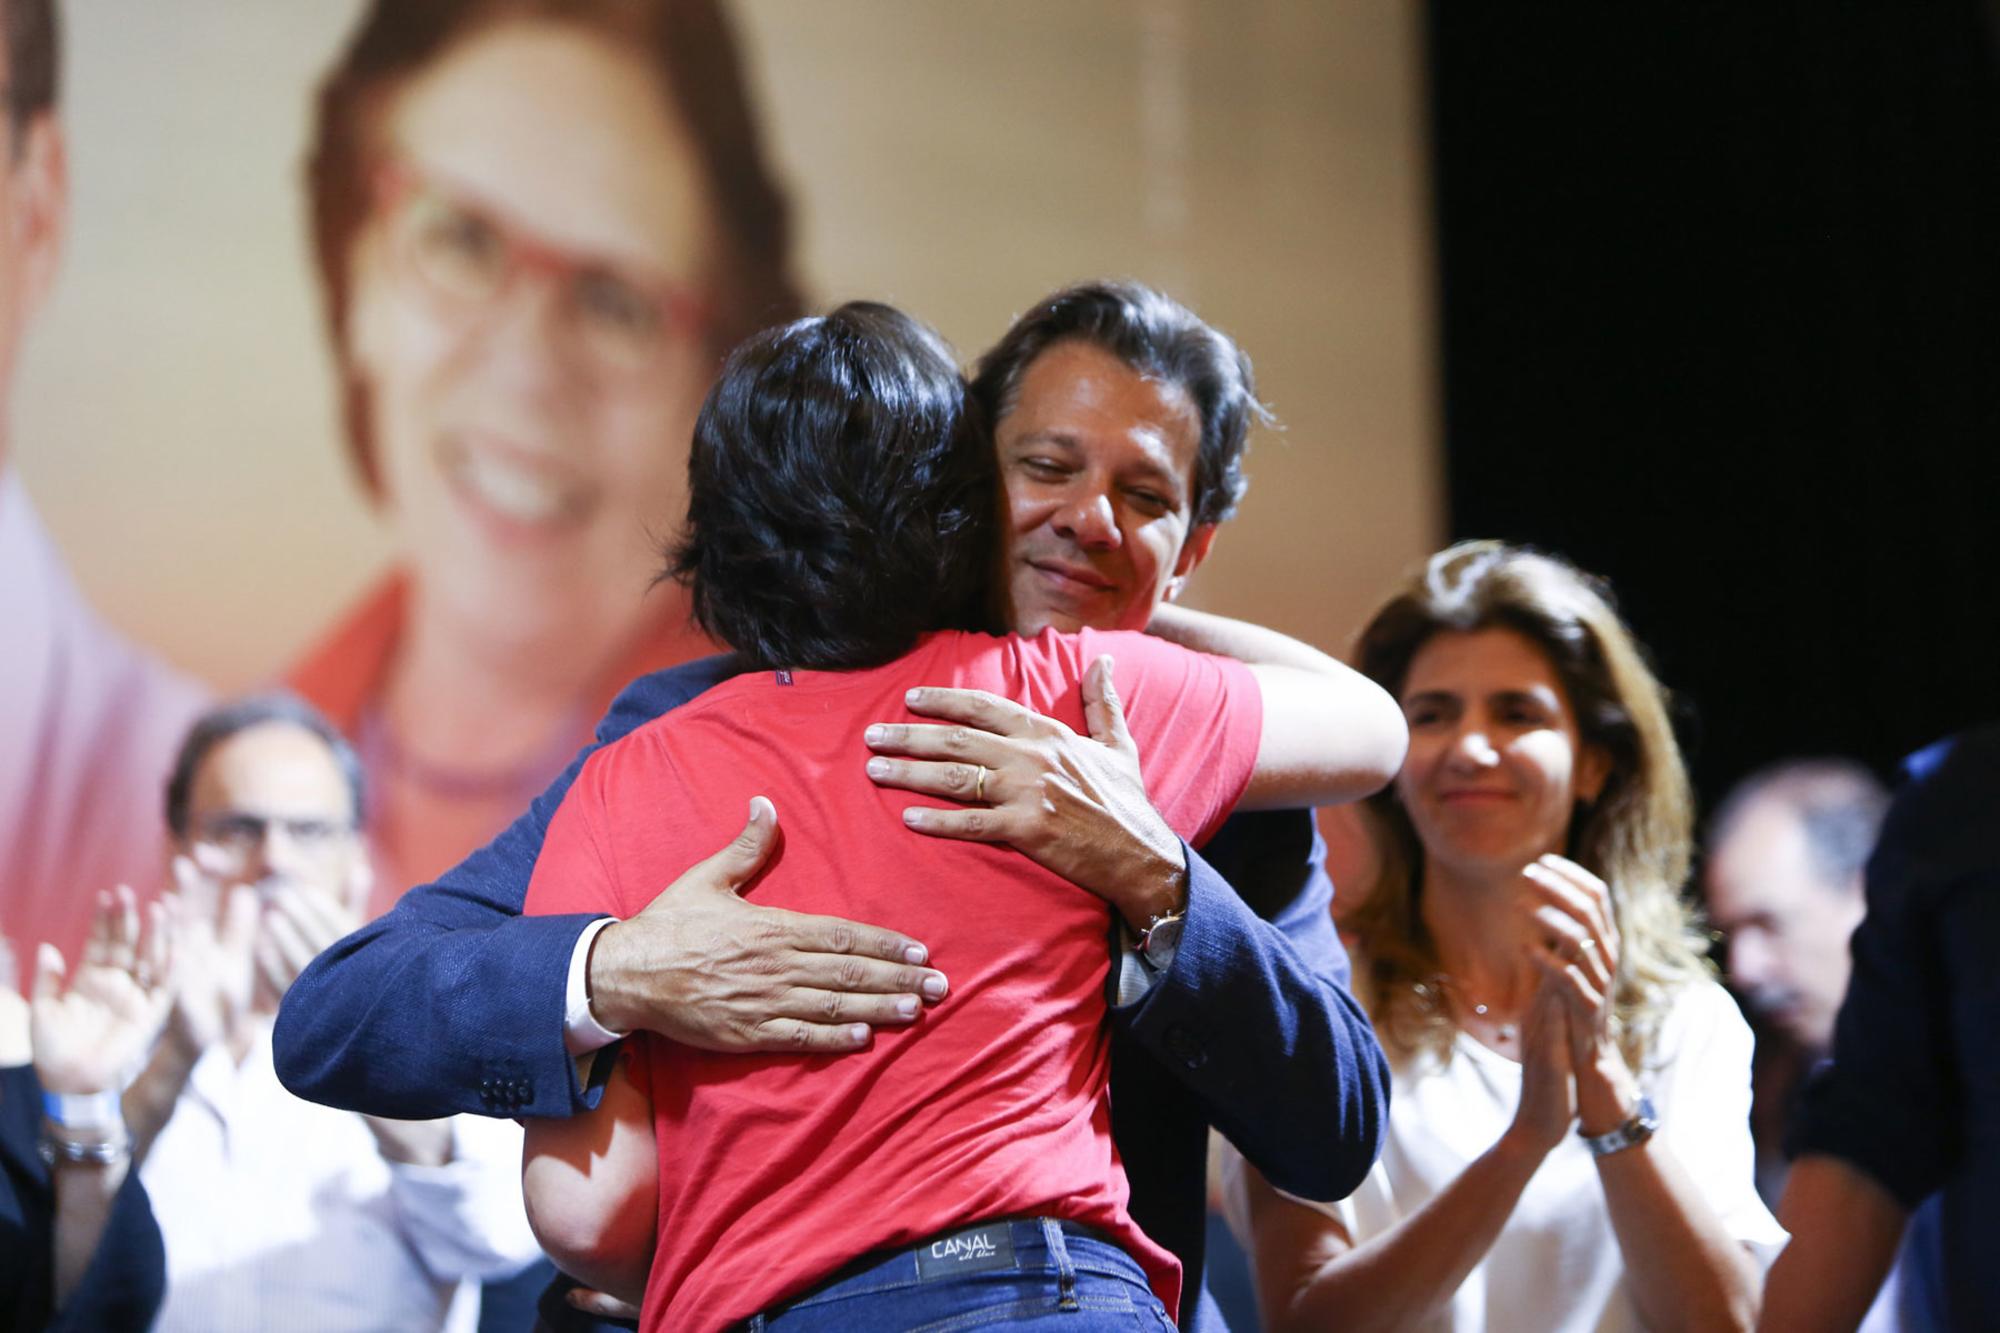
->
xmin=122 ymin=693 xmax=543 ymax=1332
xmin=0 ymin=0 xmax=208 ymax=972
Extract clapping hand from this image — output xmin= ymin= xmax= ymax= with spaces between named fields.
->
xmin=253 ymin=867 xmax=366 ymax=1005
xmin=162 ymin=849 xmax=365 ymax=1047
xmin=161 ymin=856 xmax=261 ymax=1055
xmin=1519 ymin=854 xmax=1641 ymax=1134
xmin=31 ymin=886 xmax=172 ymax=1096
xmin=1506 ymin=972 xmax=1579 ymax=1158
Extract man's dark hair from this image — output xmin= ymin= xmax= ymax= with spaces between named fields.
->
xmin=1709 ymin=758 xmax=1891 ymax=893
xmin=3 ymin=0 xmax=58 ymax=152
xmin=164 ymin=693 xmax=367 ymax=839
xmin=970 ymin=279 xmax=1270 ymax=529
xmin=667 ymin=301 xmax=996 ymax=672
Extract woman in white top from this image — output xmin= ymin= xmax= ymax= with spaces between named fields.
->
xmin=1229 ymin=541 xmax=1785 ymax=1333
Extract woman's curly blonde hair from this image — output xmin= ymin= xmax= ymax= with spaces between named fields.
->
xmin=1345 ymin=541 xmax=1712 ymax=1070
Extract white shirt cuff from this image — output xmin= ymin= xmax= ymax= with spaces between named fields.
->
xmin=1112 ymin=922 xmax=1178 ymax=1007
xmin=563 ymin=917 xmax=627 ymax=1056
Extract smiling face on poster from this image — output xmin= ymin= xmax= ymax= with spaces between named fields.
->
xmin=279 ymin=0 xmax=806 ymax=892
xmin=10 ymin=0 xmax=1435 ymax=912
xmin=343 ymin=18 xmax=723 ymax=655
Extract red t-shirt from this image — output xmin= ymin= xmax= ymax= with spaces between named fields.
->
xmin=525 ymin=628 xmax=1262 ymax=1332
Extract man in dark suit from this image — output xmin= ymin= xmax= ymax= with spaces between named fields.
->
xmin=277 ymin=280 xmax=1391 ymax=1331
xmin=1760 ymin=726 xmax=2000 ymax=1331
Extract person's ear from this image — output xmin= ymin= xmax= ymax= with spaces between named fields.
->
xmin=5 ymin=113 xmax=68 ymax=329
xmin=1163 ymin=523 xmax=1218 ymax=603
xmin=1575 ymin=743 xmax=1612 ymax=806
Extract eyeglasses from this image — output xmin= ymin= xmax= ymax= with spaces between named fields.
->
xmin=190 ymin=811 xmax=357 ymax=866
xmin=372 ymin=160 xmax=713 ymax=377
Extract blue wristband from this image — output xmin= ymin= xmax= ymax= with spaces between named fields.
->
xmin=42 ymin=1088 xmax=122 ymax=1132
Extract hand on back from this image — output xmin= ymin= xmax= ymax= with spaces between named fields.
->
xmin=862 ymin=655 xmax=1187 ymax=930
xmin=589 ymin=797 xmax=950 ymax=1055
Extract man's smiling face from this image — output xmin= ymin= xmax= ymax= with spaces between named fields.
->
xmin=994 ymin=339 xmax=1216 ymax=635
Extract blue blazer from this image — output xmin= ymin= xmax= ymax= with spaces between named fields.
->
xmin=276 ymin=654 xmax=1388 ymax=1331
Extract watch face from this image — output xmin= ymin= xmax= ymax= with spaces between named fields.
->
xmin=1142 ymin=914 xmax=1186 ymax=963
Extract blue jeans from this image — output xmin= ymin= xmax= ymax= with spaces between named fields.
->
xmin=742 ymin=1218 xmax=1177 ymax=1331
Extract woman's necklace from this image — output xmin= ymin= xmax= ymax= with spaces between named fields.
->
xmin=1467 ymin=1001 xmax=1519 ymax=1044
xmin=1428 ymin=973 xmax=1519 ymax=1043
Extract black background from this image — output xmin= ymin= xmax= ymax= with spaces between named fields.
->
xmin=1427 ymin=2 xmax=2000 ymax=809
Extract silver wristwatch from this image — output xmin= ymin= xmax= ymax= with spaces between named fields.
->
xmin=1579 ymin=1094 xmax=1659 ymax=1157
xmin=1136 ymin=909 xmax=1186 ymax=971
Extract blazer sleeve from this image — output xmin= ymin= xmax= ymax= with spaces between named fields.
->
xmin=271 ymin=655 xmax=739 ymax=1121
xmin=1111 ymin=808 xmax=1389 ymax=1202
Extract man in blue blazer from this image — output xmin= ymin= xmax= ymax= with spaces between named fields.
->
xmin=276 ymin=281 xmax=1391 ymax=1331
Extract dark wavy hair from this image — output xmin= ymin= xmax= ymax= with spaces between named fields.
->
xmin=306 ymin=0 xmax=804 ymax=496
xmin=667 ymin=302 xmax=998 ymax=670
xmin=970 ymin=279 xmax=1269 ymax=529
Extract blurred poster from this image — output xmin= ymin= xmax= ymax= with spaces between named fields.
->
xmin=5 ymin=0 xmax=1435 ymax=954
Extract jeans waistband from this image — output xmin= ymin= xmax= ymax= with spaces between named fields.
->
xmin=747 ymin=1215 xmax=1134 ymax=1325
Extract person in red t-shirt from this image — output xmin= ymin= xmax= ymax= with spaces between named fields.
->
xmin=520 ymin=302 xmax=1406 ymax=1331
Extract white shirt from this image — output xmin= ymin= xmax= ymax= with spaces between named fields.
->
xmin=1225 ymin=978 xmax=1787 ymax=1333
xmin=141 ymin=1022 xmax=543 ymax=1333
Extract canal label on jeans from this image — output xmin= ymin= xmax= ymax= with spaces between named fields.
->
xmin=915 ymin=1223 xmax=1017 ymax=1281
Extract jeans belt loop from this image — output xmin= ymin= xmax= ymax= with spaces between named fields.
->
xmin=1038 ymin=1217 xmax=1081 ymax=1311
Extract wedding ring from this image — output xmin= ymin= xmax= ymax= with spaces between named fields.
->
xmin=973 ymin=765 xmax=989 ymax=803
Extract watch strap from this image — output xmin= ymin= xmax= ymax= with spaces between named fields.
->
xmin=38 ymin=1129 xmax=132 ymax=1168
xmin=1580 ymin=1094 xmax=1659 ymax=1157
